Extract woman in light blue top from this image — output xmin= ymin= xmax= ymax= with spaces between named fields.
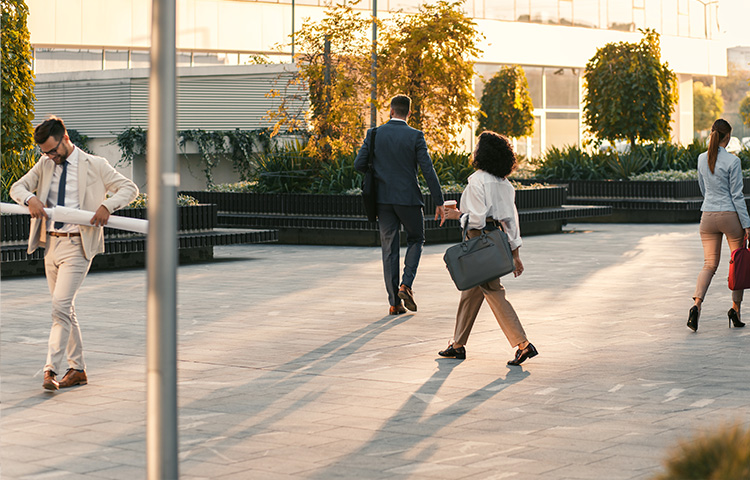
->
xmin=689 ymin=119 xmax=750 ymax=332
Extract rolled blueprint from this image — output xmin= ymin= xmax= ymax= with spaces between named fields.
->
xmin=0 ymin=202 xmax=149 ymax=234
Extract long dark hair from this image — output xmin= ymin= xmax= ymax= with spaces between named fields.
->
xmin=707 ymin=118 xmax=732 ymax=174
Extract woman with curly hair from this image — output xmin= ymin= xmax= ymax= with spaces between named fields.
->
xmin=438 ymin=131 xmax=538 ymax=366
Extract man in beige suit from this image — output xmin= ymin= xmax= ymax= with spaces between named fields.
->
xmin=11 ymin=116 xmax=138 ymax=391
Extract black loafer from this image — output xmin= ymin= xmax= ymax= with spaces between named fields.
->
xmin=438 ymin=344 xmax=466 ymax=359
xmin=687 ymin=306 xmax=699 ymax=332
xmin=507 ymin=343 xmax=538 ymax=366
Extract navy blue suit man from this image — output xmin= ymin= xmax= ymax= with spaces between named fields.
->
xmin=355 ymin=95 xmax=445 ymax=315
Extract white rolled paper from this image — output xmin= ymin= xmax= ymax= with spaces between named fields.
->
xmin=0 ymin=202 xmax=149 ymax=234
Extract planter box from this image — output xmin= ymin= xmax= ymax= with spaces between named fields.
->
xmin=1 ymin=204 xmax=218 ymax=243
xmin=533 ymin=178 xmax=750 ymax=199
xmin=180 ymin=186 xmax=568 ymax=216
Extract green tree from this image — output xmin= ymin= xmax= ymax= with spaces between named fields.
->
xmin=476 ymin=65 xmax=534 ymax=138
xmin=1 ymin=0 xmax=36 ymax=202
xmin=378 ymin=0 xmax=482 ymax=151
xmin=740 ymin=93 xmax=750 ymax=129
xmin=1 ymin=0 xmax=35 ymax=154
xmin=268 ymin=0 xmax=373 ymax=161
xmin=693 ymin=81 xmax=724 ymax=133
xmin=583 ymin=29 xmax=678 ymax=148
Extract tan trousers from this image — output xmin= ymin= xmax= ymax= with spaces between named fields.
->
xmin=44 ymin=236 xmax=92 ymax=374
xmin=452 ymin=229 xmax=528 ymax=348
xmin=694 ymin=211 xmax=745 ymax=303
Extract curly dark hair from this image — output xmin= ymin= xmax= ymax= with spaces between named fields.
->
xmin=471 ymin=131 xmax=517 ymax=179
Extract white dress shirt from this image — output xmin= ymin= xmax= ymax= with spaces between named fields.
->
xmin=46 ymin=147 xmax=81 ymax=233
xmin=459 ymin=169 xmax=522 ymax=250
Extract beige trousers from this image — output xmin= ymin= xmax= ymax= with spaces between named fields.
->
xmin=694 ymin=211 xmax=745 ymax=303
xmin=44 ymin=236 xmax=92 ymax=374
xmin=452 ymin=230 xmax=528 ymax=348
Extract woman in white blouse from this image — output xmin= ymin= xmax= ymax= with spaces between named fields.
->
xmin=689 ymin=118 xmax=750 ymax=331
xmin=439 ymin=131 xmax=538 ymax=366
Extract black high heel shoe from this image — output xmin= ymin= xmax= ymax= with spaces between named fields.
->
xmin=687 ymin=306 xmax=699 ymax=332
xmin=728 ymin=308 xmax=745 ymax=328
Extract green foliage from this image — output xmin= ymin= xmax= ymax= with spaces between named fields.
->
xmin=477 ymin=65 xmax=534 ymax=138
xmin=533 ymin=145 xmax=609 ymax=180
xmin=114 ymin=127 xmax=148 ymax=165
xmin=126 ymin=193 xmax=200 ymax=208
xmin=430 ymin=150 xmax=474 ymax=185
xmin=379 ymin=1 xmax=483 ymax=152
xmin=309 ymin=152 xmax=363 ymax=194
xmin=629 ymin=170 xmax=698 ymax=181
xmin=693 ymin=81 xmax=724 ymax=133
xmin=114 ymin=127 xmax=272 ymax=187
xmin=583 ymin=29 xmax=678 ymax=148
xmin=1 ymin=0 xmax=35 ymax=155
xmin=251 ymin=139 xmax=317 ymax=193
xmin=740 ymin=94 xmax=750 ymax=128
xmin=1 ymin=148 xmax=37 ymax=202
xmin=67 ymin=129 xmax=93 ymax=154
xmin=653 ymin=424 xmax=750 ymax=480
xmin=533 ymin=140 xmax=708 ymax=180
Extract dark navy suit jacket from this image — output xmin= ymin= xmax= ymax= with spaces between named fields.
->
xmin=354 ymin=119 xmax=443 ymax=207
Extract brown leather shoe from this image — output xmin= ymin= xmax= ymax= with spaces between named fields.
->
xmin=43 ymin=371 xmax=59 ymax=391
xmin=58 ymin=369 xmax=87 ymax=388
xmin=398 ymin=284 xmax=417 ymax=312
xmin=389 ymin=304 xmax=406 ymax=315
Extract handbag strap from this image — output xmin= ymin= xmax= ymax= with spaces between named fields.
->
xmin=367 ymin=127 xmax=378 ymax=170
xmin=461 ymin=217 xmax=505 ymax=242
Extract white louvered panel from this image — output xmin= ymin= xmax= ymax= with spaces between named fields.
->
xmin=35 ymin=70 xmax=309 ymax=137
xmin=33 ymin=81 xmax=134 ymax=137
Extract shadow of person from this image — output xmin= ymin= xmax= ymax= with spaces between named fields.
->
xmin=306 ymin=358 xmax=531 ymax=479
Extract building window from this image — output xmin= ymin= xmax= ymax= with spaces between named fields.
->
xmin=525 ymin=66 xmax=544 ymax=108
xmin=531 ymin=0 xmax=559 ymax=24
xmin=482 ymin=0 xmax=515 ymax=21
xmin=560 ymin=0 xmax=574 ymax=25
xmin=573 ymin=0 xmax=601 ymax=28
xmin=545 ymin=67 xmax=579 ymax=109
xmin=546 ymin=112 xmax=579 ymax=151
xmin=608 ymin=0 xmax=634 ymax=31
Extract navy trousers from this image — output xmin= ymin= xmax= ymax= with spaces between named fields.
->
xmin=377 ymin=203 xmax=425 ymax=307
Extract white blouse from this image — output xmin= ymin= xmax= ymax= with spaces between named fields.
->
xmin=459 ymin=169 xmax=522 ymax=250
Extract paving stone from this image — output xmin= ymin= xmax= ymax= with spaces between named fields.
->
xmin=3 ymin=223 xmax=749 ymax=478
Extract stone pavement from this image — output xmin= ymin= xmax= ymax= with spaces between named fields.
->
xmin=2 ymin=222 xmax=750 ymax=480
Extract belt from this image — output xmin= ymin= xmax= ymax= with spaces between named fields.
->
xmin=48 ymin=231 xmax=81 ymax=237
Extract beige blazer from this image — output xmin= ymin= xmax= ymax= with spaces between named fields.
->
xmin=10 ymin=148 xmax=138 ymax=260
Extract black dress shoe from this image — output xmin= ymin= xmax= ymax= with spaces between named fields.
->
xmin=687 ymin=306 xmax=699 ymax=332
xmin=438 ymin=344 xmax=466 ymax=359
xmin=728 ymin=308 xmax=745 ymax=328
xmin=507 ymin=343 xmax=538 ymax=366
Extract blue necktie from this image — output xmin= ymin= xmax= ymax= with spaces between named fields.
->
xmin=54 ymin=161 xmax=68 ymax=230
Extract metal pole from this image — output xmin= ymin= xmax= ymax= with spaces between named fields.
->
xmin=291 ymin=0 xmax=295 ymax=60
xmin=370 ymin=0 xmax=377 ymax=129
xmin=147 ymin=0 xmax=178 ymax=478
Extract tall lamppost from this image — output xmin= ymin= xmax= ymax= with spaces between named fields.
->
xmin=291 ymin=0 xmax=295 ymax=60
xmin=370 ymin=0 xmax=377 ymax=129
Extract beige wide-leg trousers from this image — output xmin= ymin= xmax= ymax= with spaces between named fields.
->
xmin=451 ymin=229 xmax=528 ymax=348
xmin=44 ymin=236 xmax=92 ymax=374
xmin=694 ymin=211 xmax=745 ymax=303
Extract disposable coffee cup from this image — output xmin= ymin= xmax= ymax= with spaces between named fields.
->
xmin=444 ymin=200 xmax=457 ymax=209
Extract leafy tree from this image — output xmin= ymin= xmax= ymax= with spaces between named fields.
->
xmin=582 ymin=29 xmax=678 ymax=148
xmin=378 ymin=1 xmax=482 ymax=151
xmin=268 ymin=0 xmax=373 ymax=161
xmin=1 ymin=0 xmax=35 ymax=154
xmin=1 ymin=0 xmax=36 ymax=202
xmin=741 ymin=93 xmax=750 ymax=129
xmin=476 ymin=65 xmax=534 ymax=138
xmin=693 ymin=81 xmax=724 ymax=133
